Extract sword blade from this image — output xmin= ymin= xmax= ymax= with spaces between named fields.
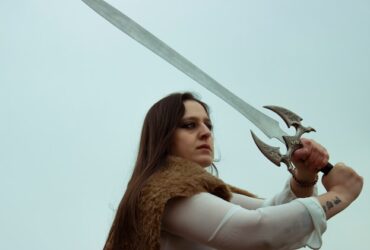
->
xmin=82 ymin=0 xmax=288 ymax=143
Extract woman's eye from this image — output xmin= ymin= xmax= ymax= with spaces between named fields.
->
xmin=181 ymin=122 xmax=196 ymax=129
xmin=180 ymin=121 xmax=212 ymax=130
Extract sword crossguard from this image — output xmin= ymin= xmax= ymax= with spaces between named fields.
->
xmin=251 ymin=106 xmax=316 ymax=174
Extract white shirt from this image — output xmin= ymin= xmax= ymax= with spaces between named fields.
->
xmin=161 ymin=179 xmax=326 ymax=250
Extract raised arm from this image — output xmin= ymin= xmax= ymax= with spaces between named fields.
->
xmin=162 ymin=192 xmax=325 ymax=250
xmin=162 ymin=163 xmax=362 ymax=250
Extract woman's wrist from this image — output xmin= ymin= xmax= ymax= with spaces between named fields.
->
xmin=317 ymin=191 xmax=349 ymax=220
xmin=292 ymin=173 xmax=318 ymax=187
xmin=290 ymin=176 xmax=316 ymax=198
xmin=289 ymin=168 xmax=318 ymax=197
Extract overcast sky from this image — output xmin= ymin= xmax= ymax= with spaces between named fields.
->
xmin=1 ymin=0 xmax=369 ymax=249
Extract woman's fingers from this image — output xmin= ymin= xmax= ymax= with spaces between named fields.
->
xmin=292 ymin=138 xmax=329 ymax=172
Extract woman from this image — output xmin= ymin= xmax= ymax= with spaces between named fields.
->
xmin=104 ymin=92 xmax=363 ymax=250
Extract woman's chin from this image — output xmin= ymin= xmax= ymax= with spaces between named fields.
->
xmin=194 ymin=156 xmax=213 ymax=168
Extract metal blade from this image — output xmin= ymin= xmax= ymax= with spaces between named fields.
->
xmin=82 ymin=0 xmax=288 ymax=143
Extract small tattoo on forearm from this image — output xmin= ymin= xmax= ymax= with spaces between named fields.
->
xmin=326 ymin=201 xmax=334 ymax=209
xmin=322 ymin=196 xmax=342 ymax=213
xmin=334 ymin=196 xmax=341 ymax=205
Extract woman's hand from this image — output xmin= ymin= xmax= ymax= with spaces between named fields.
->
xmin=317 ymin=163 xmax=363 ymax=219
xmin=291 ymin=138 xmax=329 ymax=183
xmin=290 ymin=139 xmax=329 ymax=197
xmin=322 ymin=163 xmax=363 ymax=203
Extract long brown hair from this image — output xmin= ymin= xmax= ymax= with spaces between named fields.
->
xmin=103 ymin=92 xmax=211 ymax=250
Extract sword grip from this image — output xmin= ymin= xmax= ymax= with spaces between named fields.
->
xmin=320 ymin=162 xmax=334 ymax=175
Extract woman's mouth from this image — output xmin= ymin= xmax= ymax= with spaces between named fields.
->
xmin=197 ymin=144 xmax=212 ymax=151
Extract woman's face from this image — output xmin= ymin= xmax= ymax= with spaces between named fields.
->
xmin=170 ymin=100 xmax=214 ymax=167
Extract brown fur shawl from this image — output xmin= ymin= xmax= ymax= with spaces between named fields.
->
xmin=126 ymin=156 xmax=255 ymax=250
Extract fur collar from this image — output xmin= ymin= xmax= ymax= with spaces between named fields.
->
xmin=124 ymin=156 xmax=255 ymax=249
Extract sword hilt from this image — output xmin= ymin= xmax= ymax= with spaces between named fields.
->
xmin=251 ymin=105 xmax=334 ymax=176
xmin=321 ymin=163 xmax=334 ymax=175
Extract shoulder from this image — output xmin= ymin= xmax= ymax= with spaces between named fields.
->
xmin=142 ymin=156 xmax=232 ymax=202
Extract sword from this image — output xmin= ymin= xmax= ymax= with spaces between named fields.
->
xmin=81 ymin=0 xmax=333 ymax=175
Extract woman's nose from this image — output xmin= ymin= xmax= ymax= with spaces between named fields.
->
xmin=199 ymin=123 xmax=212 ymax=139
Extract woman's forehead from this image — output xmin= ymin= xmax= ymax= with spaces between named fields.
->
xmin=183 ymin=100 xmax=209 ymax=119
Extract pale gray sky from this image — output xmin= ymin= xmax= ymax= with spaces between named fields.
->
xmin=1 ymin=0 xmax=369 ymax=249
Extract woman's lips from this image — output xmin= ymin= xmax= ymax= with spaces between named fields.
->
xmin=197 ymin=144 xmax=212 ymax=151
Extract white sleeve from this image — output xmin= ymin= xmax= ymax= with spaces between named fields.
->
xmin=162 ymin=192 xmax=326 ymax=250
xmin=230 ymin=178 xmax=319 ymax=209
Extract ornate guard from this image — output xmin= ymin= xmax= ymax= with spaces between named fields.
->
xmin=251 ymin=106 xmax=333 ymax=175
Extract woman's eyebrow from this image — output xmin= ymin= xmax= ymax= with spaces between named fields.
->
xmin=182 ymin=116 xmax=211 ymax=122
